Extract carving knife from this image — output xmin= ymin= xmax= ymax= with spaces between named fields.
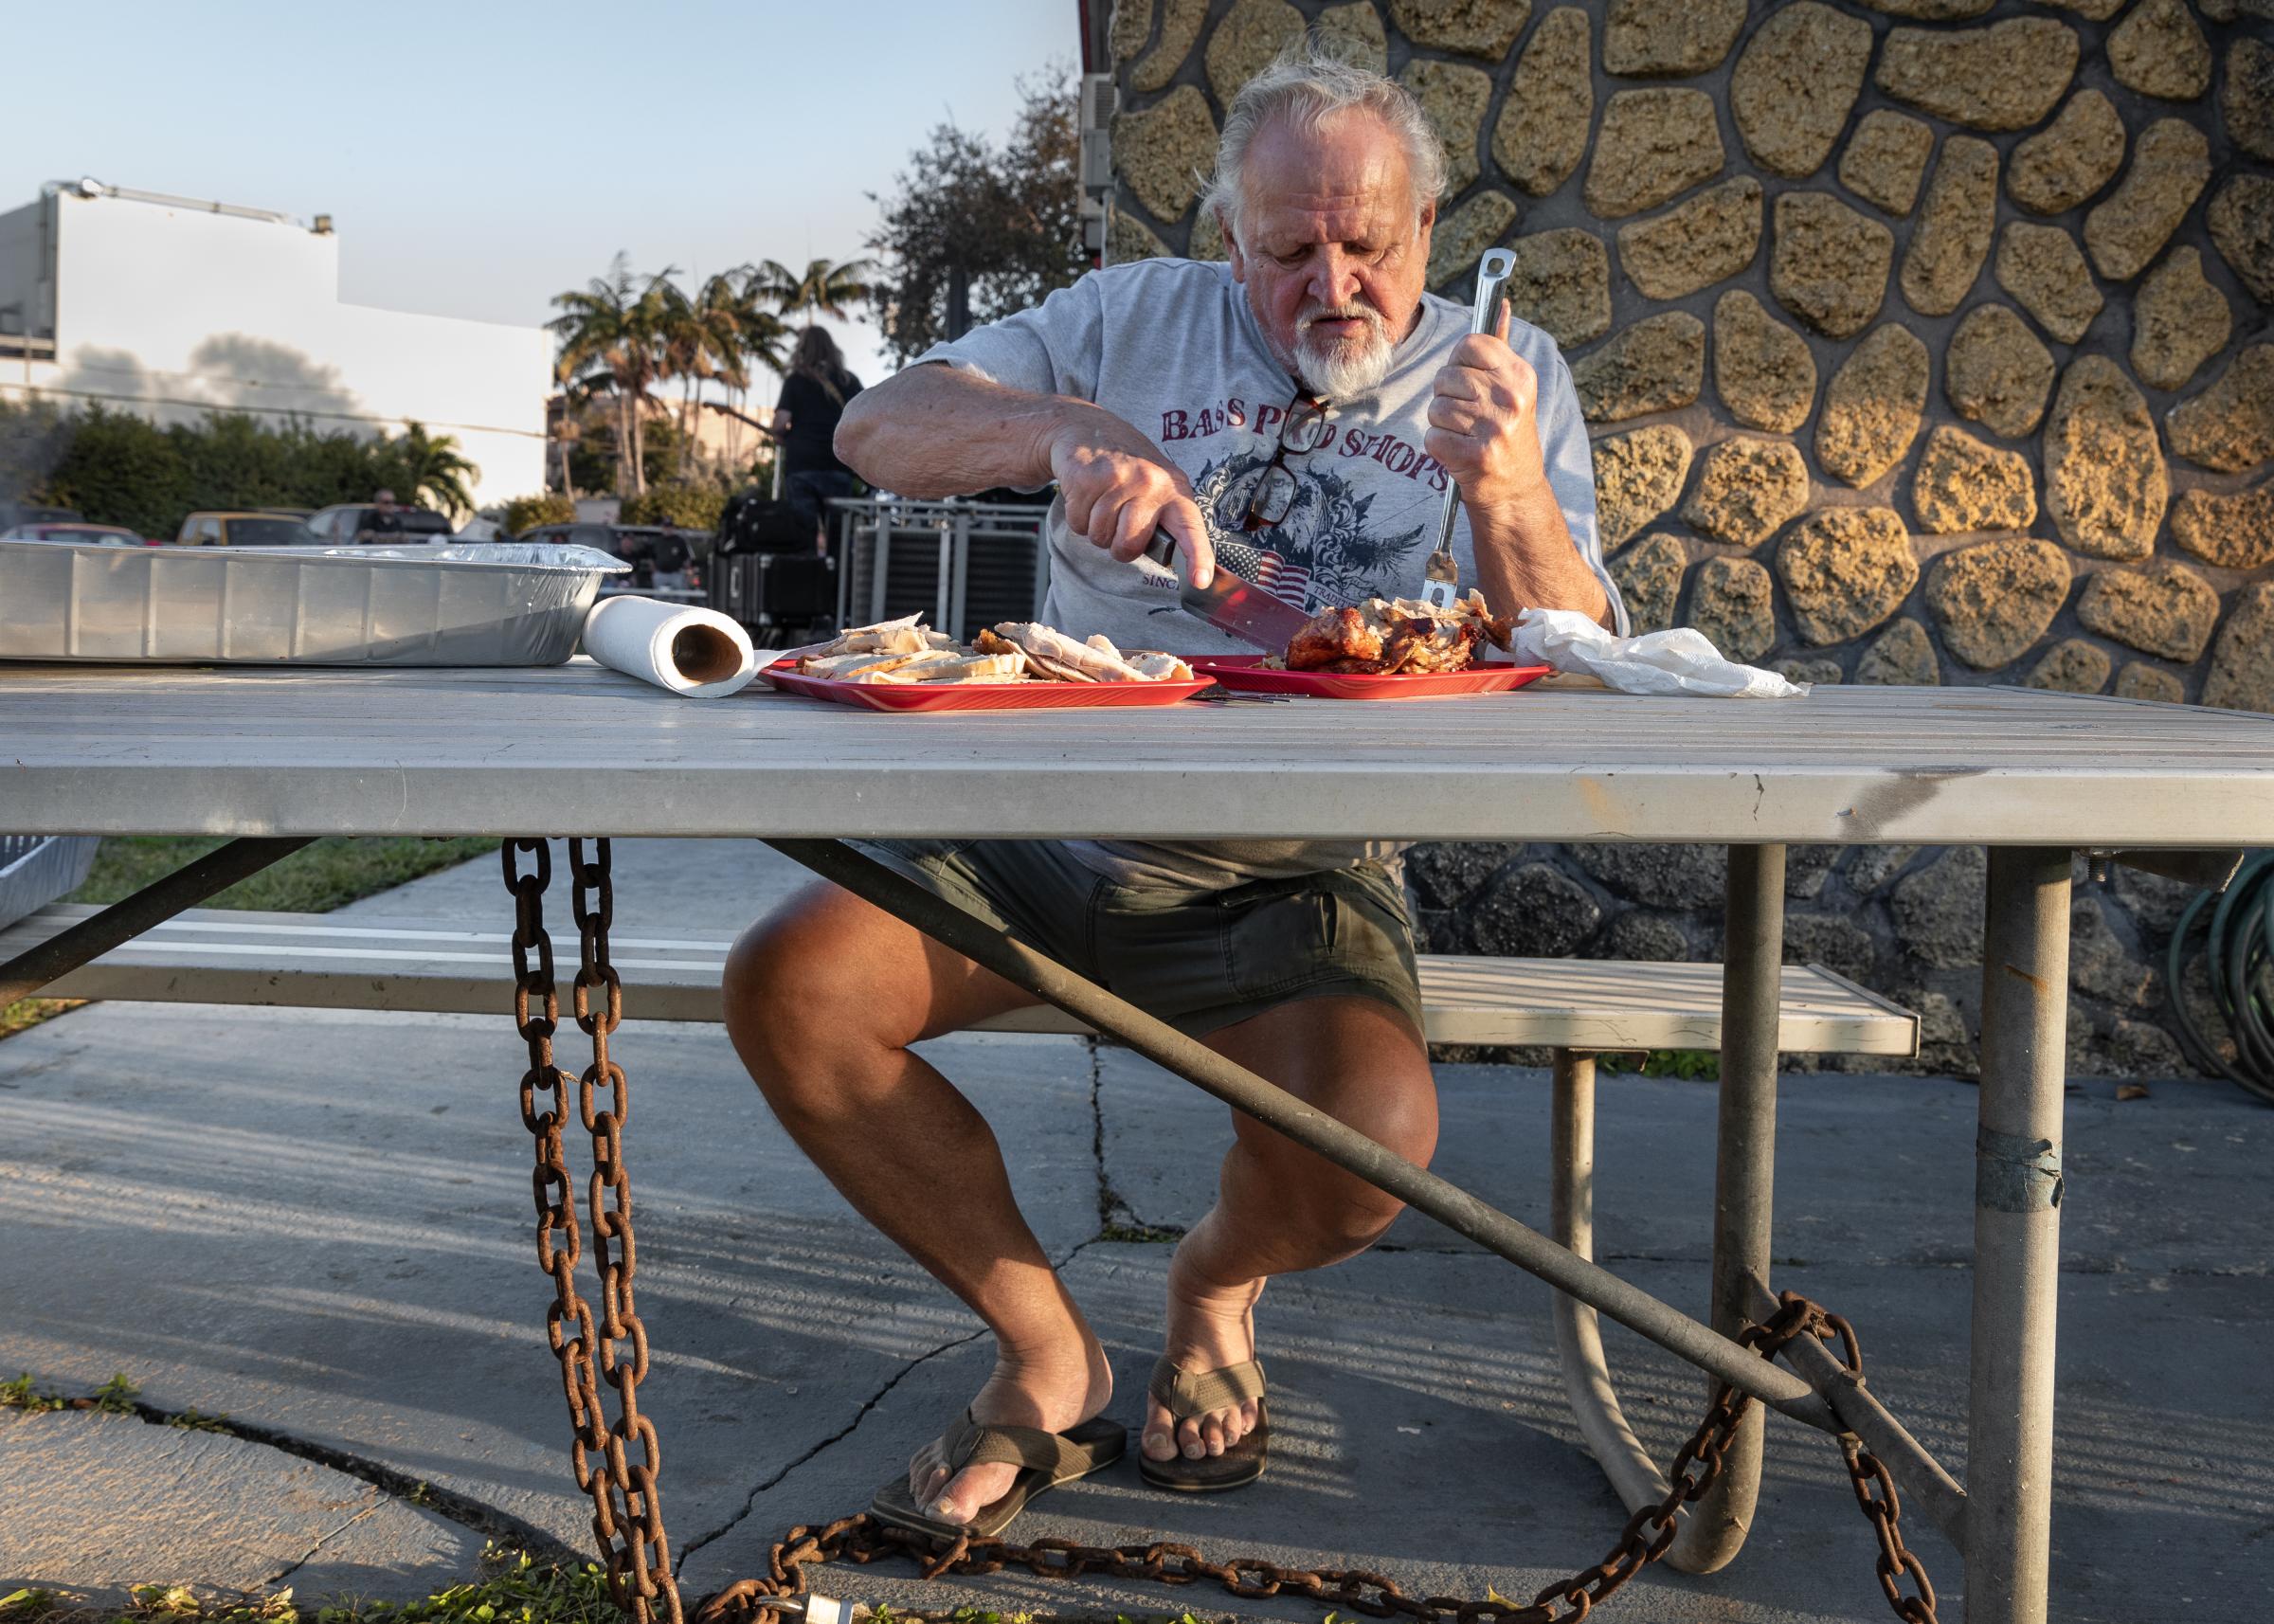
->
xmin=1142 ymin=532 xmax=1312 ymax=650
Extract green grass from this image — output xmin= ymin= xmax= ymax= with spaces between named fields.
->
xmin=1599 ymin=1048 xmax=1722 ymax=1081
xmin=2 ymin=1372 xmax=141 ymax=1416
xmin=0 ymin=1549 xmax=621 ymax=1624
xmin=0 ymin=998 xmax=85 ymax=1040
xmin=86 ymin=1374 xmax=140 ymax=1415
xmin=166 ymin=1409 xmax=232 ymax=1434
xmin=71 ymin=838 xmax=498 ymax=916
xmin=2 ymin=837 xmax=496 ymax=1045
xmin=0 ymin=1557 xmax=1241 ymax=1624
xmin=0 ymin=1373 xmax=66 ymax=1413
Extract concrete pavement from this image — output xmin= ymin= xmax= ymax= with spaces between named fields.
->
xmin=2 ymin=839 xmax=2269 ymax=1621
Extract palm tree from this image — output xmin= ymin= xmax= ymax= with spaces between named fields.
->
xmin=550 ymin=254 xmax=677 ymax=496
xmin=718 ymin=279 xmax=789 ymax=468
xmin=747 ymin=257 xmax=876 ymax=326
xmin=390 ymin=422 xmax=478 ymax=517
xmin=661 ymin=271 xmax=776 ymax=480
xmin=656 ymin=280 xmax=705 ymax=481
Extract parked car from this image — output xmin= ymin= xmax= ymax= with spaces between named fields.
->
xmin=514 ymin=520 xmax=619 ymax=551
xmin=0 ymin=521 xmax=148 ymax=546
xmin=173 ymin=511 xmax=316 ymax=547
xmin=0 ymin=501 xmax=81 ymax=531
xmin=303 ymin=503 xmax=454 ymax=545
xmin=520 ymin=522 xmax=705 ymax=594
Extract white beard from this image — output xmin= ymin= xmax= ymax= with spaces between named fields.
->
xmin=1291 ymin=305 xmax=1395 ymax=398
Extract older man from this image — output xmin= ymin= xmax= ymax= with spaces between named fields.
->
xmin=723 ymin=46 xmax=1623 ymax=1537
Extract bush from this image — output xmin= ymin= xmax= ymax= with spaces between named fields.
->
xmin=0 ymin=400 xmax=480 ymax=538
xmin=499 ymin=493 xmax=574 ymax=535
xmin=620 ymin=479 xmax=725 ymax=531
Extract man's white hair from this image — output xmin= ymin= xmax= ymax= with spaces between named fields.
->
xmin=1199 ymin=41 xmax=1448 ymax=249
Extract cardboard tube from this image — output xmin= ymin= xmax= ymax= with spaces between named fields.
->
xmin=580 ymin=595 xmax=758 ymax=697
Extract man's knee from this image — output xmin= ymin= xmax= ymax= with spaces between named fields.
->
xmin=721 ymin=896 xmax=897 ymax=1100
xmin=1232 ymin=1045 xmax=1436 ymax=1250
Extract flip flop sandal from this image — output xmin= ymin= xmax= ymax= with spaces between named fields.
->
xmin=1138 ymin=1355 xmax=1268 ymax=1492
xmin=869 ymin=1411 xmax=1127 ymax=1540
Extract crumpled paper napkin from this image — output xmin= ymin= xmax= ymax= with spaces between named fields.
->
xmin=1510 ymin=606 xmax=1807 ymax=698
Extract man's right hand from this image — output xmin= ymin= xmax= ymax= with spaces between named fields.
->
xmin=1045 ymin=409 xmax=1216 ymax=589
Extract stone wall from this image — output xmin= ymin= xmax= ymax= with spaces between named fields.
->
xmin=1107 ymin=0 xmax=2272 ymax=1075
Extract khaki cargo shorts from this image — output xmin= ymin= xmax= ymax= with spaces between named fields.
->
xmin=849 ymin=839 xmax=1424 ymax=1040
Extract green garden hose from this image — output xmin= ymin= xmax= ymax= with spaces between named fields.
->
xmin=2169 ymin=851 xmax=2274 ymax=1106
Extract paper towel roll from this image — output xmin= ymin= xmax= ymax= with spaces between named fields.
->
xmin=580 ymin=595 xmax=759 ymax=697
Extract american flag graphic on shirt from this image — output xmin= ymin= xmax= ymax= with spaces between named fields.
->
xmin=1212 ymin=538 xmax=1312 ymax=610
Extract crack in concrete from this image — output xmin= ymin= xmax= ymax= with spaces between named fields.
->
xmin=667 ymin=1322 xmax=989 ymax=1575
xmin=1086 ymin=1042 xmax=1189 ymax=1243
xmin=671 ymin=1042 xmax=1140 ymax=1582
xmin=263 ymin=1500 xmax=385 ymax=1590
xmin=1088 ymin=1036 xmax=1113 ymax=1233
xmin=86 ymin=1393 xmax=579 ymax=1564
xmin=672 ymin=1234 xmax=1108 ymax=1580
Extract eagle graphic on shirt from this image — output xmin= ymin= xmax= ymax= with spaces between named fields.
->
xmin=1189 ymin=449 xmax=1429 ymax=610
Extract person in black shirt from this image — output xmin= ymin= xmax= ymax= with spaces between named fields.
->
xmin=774 ymin=327 xmax=864 ymax=542
xmin=365 ymin=489 xmax=405 ymax=541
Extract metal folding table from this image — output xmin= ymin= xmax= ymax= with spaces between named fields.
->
xmin=7 ymin=659 xmax=2273 ymax=1624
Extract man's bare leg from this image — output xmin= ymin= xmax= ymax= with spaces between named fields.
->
xmin=722 ymin=881 xmax=1110 ymax=1525
xmin=1141 ymin=996 xmax=1438 ymax=1465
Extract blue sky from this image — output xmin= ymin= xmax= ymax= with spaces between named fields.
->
xmin=2 ymin=0 xmax=1079 ymax=387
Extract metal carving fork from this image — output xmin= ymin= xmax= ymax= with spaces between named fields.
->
xmin=1419 ymin=246 xmax=1517 ymax=612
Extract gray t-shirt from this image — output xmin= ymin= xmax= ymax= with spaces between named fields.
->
xmin=916 ymin=257 xmax=1622 ymax=889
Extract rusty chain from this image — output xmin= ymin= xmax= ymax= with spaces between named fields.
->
xmin=691 ymin=1294 xmax=1936 ymax=1624
xmin=1803 ymin=1300 xmax=1940 ymax=1624
xmin=506 ymin=838 xmax=684 ymax=1624
xmin=505 ymin=840 xmax=1928 ymax=1624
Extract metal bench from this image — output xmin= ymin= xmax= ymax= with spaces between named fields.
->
xmin=2 ymin=892 xmax=1922 ymax=1576
xmin=5 ymin=902 xmax=1916 ymax=1056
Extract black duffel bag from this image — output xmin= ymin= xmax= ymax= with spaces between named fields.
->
xmin=715 ymin=494 xmax=815 ymax=556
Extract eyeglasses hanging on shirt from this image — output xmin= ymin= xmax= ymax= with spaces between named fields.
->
xmin=1241 ymin=391 xmax=1332 ymax=532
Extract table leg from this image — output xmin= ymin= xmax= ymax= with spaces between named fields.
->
xmin=1548 ymin=1051 xmax=1672 ymax=1504
xmin=1679 ymin=840 xmax=1786 ymax=1572
xmin=1551 ymin=1046 xmax=1757 ymax=1575
xmin=1967 ymin=847 xmax=2070 ymax=1624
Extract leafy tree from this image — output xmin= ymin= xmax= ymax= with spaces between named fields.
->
xmin=500 ymin=493 xmax=575 ymax=534
xmin=620 ymin=479 xmax=726 ymax=531
xmin=640 ymin=415 xmax=693 ymax=491
xmin=865 ymin=66 xmax=1085 ymax=365
xmin=10 ymin=401 xmax=485 ymax=537
xmin=563 ymin=411 xmax=614 ymax=495
xmin=38 ymin=406 xmax=190 ymax=534
xmin=0 ymin=395 xmax=71 ymax=500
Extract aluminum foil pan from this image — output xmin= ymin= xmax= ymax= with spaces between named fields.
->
xmin=0 ymin=834 xmax=99 ymax=931
xmin=0 ymin=541 xmax=629 ymax=665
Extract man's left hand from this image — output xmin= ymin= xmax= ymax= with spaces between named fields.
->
xmin=1423 ymin=307 xmax=1547 ymax=513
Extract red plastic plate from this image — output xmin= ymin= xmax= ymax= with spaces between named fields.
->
xmin=1186 ymin=656 xmax=1553 ymax=701
xmin=764 ymin=668 xmax=1216 ymax=712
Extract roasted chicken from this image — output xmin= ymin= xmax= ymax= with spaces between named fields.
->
xmin=1284 ymin=591 xmax=1514 ymax=675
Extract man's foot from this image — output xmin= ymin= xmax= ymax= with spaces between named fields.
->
xmin=907 ymin=1333 xmax=1113 ymax=1525
xmin=1142 ymin=1246 xmax=1264 ymax=1464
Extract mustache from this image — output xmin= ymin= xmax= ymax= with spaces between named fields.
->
xmin=1296 ymin=300 xmax=1389 ymax=339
